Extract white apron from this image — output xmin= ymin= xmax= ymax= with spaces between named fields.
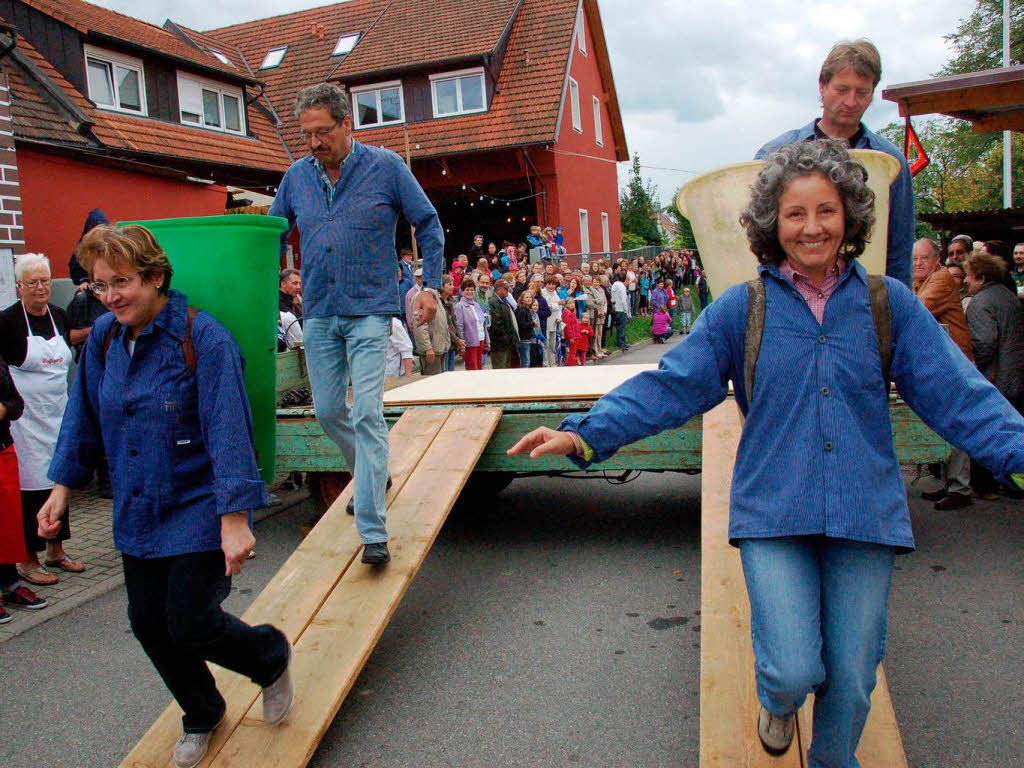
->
xmin=9 ymin=303 xmax=71 ymax=490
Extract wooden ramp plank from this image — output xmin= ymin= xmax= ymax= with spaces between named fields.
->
xmin=210 ymin=406 xmax=502 ymax=768
xmin=120 ymin=407 xmax=452 ymax=768
xmin=699 ymin=402 xmax=908 ymax=767
xmin=382 ymin=364 xmax=657 ymax=406
xmin=700 ymin=403 xmax=801 ymax=768
xmin=795 ymin=666 xmax=909 ymax=768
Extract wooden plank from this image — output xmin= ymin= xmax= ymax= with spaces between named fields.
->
xmin=382 ymin=365 xmax=657 ymax=406
xmin=210 ymin=407 xmax=503 ymax=768
xmin=120 ymin=408 xmax=452 ymax=768
xmin=795 ymin=667 xmax=909 ymax=768
xmin=700 ymin=402 xmax=800 ymax=767
xmin=275 ymin=349 xmax=308 ymax=397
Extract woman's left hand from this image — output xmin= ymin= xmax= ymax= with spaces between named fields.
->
xmin=221 ymin=512 xmax=255 ymax=576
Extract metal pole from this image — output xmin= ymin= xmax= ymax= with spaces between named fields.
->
xmin=1004 ymin=0 xmax=1012 ymax=208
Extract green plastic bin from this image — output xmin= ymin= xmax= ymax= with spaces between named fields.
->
xmin=119 ymin=214 xmax=289 ymax=485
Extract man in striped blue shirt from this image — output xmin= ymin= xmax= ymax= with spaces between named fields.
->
xmin=270 ymin=83 xmax=444 ymax=565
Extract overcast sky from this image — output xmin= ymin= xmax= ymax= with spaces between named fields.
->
xmin=94 ymin=0 xmax=978 ymax=204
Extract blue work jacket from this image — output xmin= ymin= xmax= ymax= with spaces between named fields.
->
xmin=269 ymin=142 xmax=444 ymax=318
xmin=561 ymin=262 xmax=1024 ymax=551
xmin=48 ymin=291 xmax=269 ymax=558
xmin=755 ymin=121 xmax=915 ymax=290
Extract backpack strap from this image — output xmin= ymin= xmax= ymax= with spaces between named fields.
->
xmin=743 ymin=277 xmax=766 ymax=407
xmin=102 ymin=305 xmax=200 ymax=375
xmin=866 ymin=275 xmax=892 ymax=392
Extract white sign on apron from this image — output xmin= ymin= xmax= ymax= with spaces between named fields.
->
xmin=9 ymin=303 xmax=72 ymax=491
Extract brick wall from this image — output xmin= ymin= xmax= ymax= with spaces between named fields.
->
xmin=0 ymin=64 xmax=24 ymax=255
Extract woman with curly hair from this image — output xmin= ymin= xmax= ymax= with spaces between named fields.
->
xmin=508 ymin=139 xmax=1024 ymax=767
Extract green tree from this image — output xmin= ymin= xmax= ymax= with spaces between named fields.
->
xmin=665 ymin=194 xmax=698 ymax=251
xmin=619 ymin=153 xmax=663 ymax=246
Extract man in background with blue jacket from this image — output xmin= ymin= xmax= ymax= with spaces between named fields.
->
xmin=755 ymin=39 xmax=914 ymax=289
xmin=270 ymin=83 xmax=444 ymax=565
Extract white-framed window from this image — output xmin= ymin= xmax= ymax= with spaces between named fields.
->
xmin=577 ymin=11 xmax=587 ymax=56
xmin=569 ymin=77 xmax=581 ymax=133
xmin=208 ymin=49 xmax=232 ymax=67
xmin=593 ymin=96 xmax=603 ymax=146
xmin=177 ymin=72 xmax=246 ymax=135
xmin=579 ymin=209 xmax=590 ymax=254
xmin=430 ymin=67 xmax=487 ymax=118
xmin=332 ymin=34 xmax=360 ymax=57
xmin=351 ymin=80 xmax=405 ymax=129
xmin=84 ymin=45 xmax=146 ymax=115
xmin=601 ymin=212 xmax=610 ymax=253
xmin=260 ymin=46 xmax=287 ymax=70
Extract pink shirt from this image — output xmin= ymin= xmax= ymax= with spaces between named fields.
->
xmin=779 ymin=258 xmax=847 ymax=324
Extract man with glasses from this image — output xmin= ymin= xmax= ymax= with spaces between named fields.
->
xmin=270 ymin=83 xmax=443 ymax=566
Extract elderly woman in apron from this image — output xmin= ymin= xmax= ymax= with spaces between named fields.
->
xmin=0 ymin=253 xmax=84 ymax=585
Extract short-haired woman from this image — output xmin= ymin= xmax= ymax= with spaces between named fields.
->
xmin=0 ymin=253 xmax=83 ymax=585
xmin=36 ymin=225 xmax=293 ymax=768
xmin=509 ymin=140 xmax=1024 ymax=766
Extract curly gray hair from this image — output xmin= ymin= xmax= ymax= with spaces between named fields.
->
xmin=739 ymin=139 xmax=876 ymax=267
xmin=295 ymin=83 xmax=351 ymax=123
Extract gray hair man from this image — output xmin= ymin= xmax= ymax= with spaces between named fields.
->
xmin=269 ymin=83 xmax=444 ymax=565
xmin=755 ymin=39 xmax=914 ymax=289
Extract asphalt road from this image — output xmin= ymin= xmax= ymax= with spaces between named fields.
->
xmin=1 ymin=336 xmax=1021 ymax=767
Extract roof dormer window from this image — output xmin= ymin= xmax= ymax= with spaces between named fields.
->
xmin=84 ymin=45 xmax=146 ymax=115
xmin=209 ymin=49 xmax=233 ymax=67
xmin=430 ymin=67 xmax=487 ymax=118
xmin=332 ymin=34 xmax=360 ymax=57
xmin=260 ymin=46 xmax=288 ymax=70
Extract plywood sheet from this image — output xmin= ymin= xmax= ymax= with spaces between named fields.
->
xmin=120 ymin=407 xmax=452 ymax=768
xmin=382 ymin=364 xmax=657 ymax=406
xmin=210 ymin=407 xmax=502 ymax=768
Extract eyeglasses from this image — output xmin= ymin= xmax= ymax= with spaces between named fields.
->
xmin=18 ymin=278 xmax=51 ymax=289
xmin=299 ymin=122 xmax=339 ymax=142
xmin=89 ymin=275 xmax=136 ymax=296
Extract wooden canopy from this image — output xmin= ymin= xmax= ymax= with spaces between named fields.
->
xmin=882 ymin=65 xmax=1024 ymax=133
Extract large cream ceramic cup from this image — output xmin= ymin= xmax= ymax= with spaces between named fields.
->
xmin=676 ymin=149 xmax=900 ymax=296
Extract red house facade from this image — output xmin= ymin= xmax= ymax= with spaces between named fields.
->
xmin=1 ymin=0 xmax=626 ymax=277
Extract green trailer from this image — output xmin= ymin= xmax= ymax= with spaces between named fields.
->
xmin=273 ymin=349 xmax=950 ymax=510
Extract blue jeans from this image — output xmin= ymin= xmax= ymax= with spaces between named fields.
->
xmin=518 ymin=342 xmax=532 ymax=368
xmin=739 ymin=536 xmax=894 ymax=768
xmin=303 ymin=315 xmax=390 ymax=544
xmin=445 ymin=349 xmax=457 ymax=372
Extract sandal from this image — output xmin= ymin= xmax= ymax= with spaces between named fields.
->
xmin=16 ymin=565 xmax=58 ymax=586
xmin=44 ymin=555 xmax=86 ymax=573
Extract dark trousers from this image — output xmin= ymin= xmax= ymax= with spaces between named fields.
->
xmin=490 ymin=348 xmax=514 ymax=369
xmin=0 ymin=562 xmax=17 ymax=591
xmin=22 ymin=488 xmax=69 ymax=553
xmin=614 ymin=311 xmax=628 ymax=348
xmin=123 ymin=551 xmax=288 ymax=733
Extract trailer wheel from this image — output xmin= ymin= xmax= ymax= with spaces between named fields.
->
xmin=459 ymin=471 xmax=514 ymax=501
xmin=307 ymin=471 xmax=352 ymax=516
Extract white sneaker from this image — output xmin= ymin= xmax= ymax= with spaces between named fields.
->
xmin=757 ymin=706 xmax=795 ymax=755
xmin=172 ymin=731 xmax=212 ymax=768
xmin=262 ymin=639 xmax=295 ymax=725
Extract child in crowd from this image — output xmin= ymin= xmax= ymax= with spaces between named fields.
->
xmin=526 ymin=226 xmax=544 ymax=250
xmin=651 ymin=304 xmax=674 ymax=344
xmin=577 ymin=315 xmax=595 ymax=365
xmin=665 ymin=281 xmax=678 ymax=328
xmin=638 ymin=271 xmax=650 ymax=316
xmin=561 ymin=297 xmax=582 ymax=366
xmin=454 ymin=278 xmax=488 ymax=370
xmin=530 ymin=299 xmax=545 ymax=367
xmin=515 ymin=289 xmax=536 ymax=368
xmin=553 ymin=226 xmax=566 ymax=255
xmin=679 ymin=287 xmax=695 ymax=334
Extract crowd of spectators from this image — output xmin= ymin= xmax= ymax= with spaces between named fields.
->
xmin=387 ymin=235 xmax=710 ymax=371
xmin=913 ymin=233 xmax=1024 ymax=509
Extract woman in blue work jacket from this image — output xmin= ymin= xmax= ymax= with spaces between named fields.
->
xmin=508 ymin=140 xmax=1024 ymax=768
xmin=36 ymin=224 xmax=294 ymax=768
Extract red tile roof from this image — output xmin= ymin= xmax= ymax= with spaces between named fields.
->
xmin=331 ymin=0 xmax=521 ymax=78
xmin=20 ymin=0 xmax=250 ymax=81
xmin=5 ymin=31 xmax=290 ymax=176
